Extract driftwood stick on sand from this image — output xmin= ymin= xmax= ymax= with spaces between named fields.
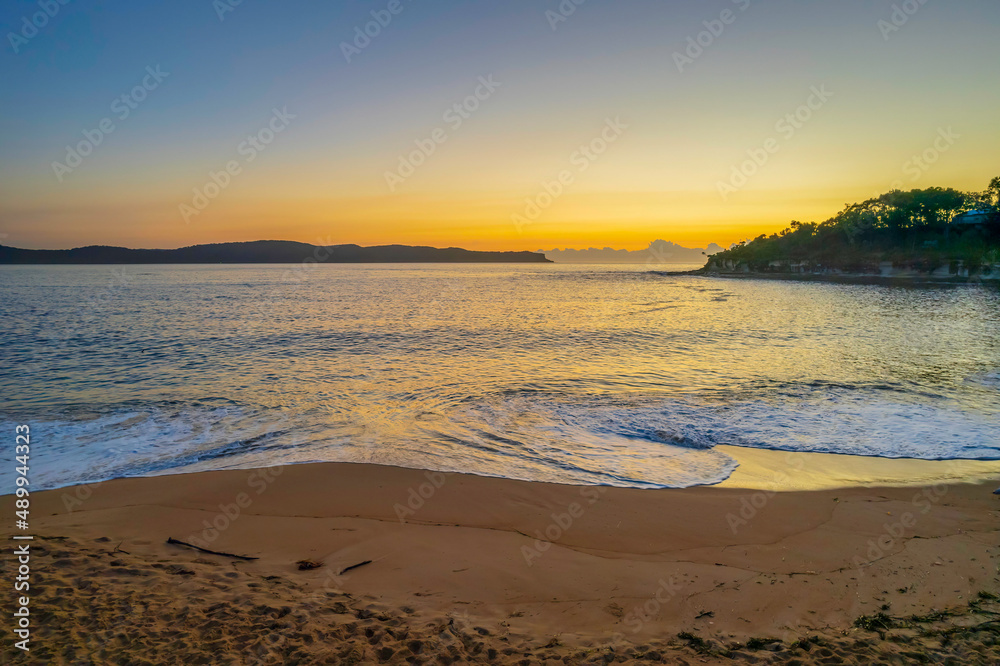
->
xmin=339 ymin=560 xmax=373 ymax=575
xmin=166 ymin=537 xmax=259 ymax=561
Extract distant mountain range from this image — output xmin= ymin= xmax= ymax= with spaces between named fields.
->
xmin=0 ymin=240 xmax=552 ymax=264
xmin=540 ymin=240 xmax=724 ymax=264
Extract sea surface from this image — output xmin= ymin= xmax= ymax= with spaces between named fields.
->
xmin=1 ymin=263 xmax=998 ymax=491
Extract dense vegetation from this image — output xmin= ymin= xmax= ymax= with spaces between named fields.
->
xmin=708 ymin=177 xmax=1000 ymax=274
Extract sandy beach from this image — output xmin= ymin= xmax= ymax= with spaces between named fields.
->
xmin=5 ymin=449 xmax=1000 ymax=664
xmin=6 ymin=0 xmax=1000 ymax=663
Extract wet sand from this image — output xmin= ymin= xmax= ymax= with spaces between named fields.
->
xmin=5 ymin=449 xmax=1000 ymax=664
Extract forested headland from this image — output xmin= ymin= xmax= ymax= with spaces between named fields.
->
xmin=706 ymin=177 xmax=1000 ymax=277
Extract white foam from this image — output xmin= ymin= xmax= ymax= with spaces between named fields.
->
xmin=2 ymin=386 xmax=996 ymax=493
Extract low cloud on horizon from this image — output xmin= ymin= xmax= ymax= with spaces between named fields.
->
xmin=541 ymin=239 xmax=725 ymax=263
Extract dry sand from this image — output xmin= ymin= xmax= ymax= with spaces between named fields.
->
xmin=4 ymin=449 xmax=1000 ymax=664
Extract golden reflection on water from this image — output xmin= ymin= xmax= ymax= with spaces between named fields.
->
xmin=1 ymin=264 xmax=998 ymax=490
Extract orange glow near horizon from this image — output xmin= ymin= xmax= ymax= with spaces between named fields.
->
xmin=4 ymin=177 xmax=994 ymax=252
xmin=2 ymin=2 xmax=998 ymax=253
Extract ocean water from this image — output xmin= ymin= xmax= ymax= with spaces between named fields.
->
xmin=1 ymin=263 xmax=998 ymax=491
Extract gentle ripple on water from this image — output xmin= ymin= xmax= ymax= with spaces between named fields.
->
xmin=0 ymin=263 xmax=997 ymax=490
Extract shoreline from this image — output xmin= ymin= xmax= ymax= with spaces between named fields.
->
xmin=7 ymin=451 xmax=1000 ymax=663
xmin=21 ymin=443 xmax=1000 ymax=495
xmin=715 ymin=445 xmax=1000 ymax=490
xmin=667 ymin=269 xmax=1000 ymax=285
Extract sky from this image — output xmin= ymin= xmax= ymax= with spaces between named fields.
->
xmin=1 ymin=0 xmax=998 ymax=251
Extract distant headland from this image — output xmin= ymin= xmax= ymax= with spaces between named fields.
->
xmin=0 ymin=240 xmax=552 ymax=264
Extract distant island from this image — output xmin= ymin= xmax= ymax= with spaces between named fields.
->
xmin=0 ymin=241 xmax=552 ymax=264
xmin=542 ymin=240 xmax=724 ymax=264
xmin=699 ymin=177 xmax=1000 ymax=280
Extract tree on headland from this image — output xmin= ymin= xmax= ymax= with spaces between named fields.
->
xmin=979 ymin=176 xmax=1000 ymax=209
xmin=708 ymin=177 xmax=1000 ymax=272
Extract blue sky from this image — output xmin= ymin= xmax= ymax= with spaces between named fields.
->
xmin=2 ymin=0 xmax=998 ymax=249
